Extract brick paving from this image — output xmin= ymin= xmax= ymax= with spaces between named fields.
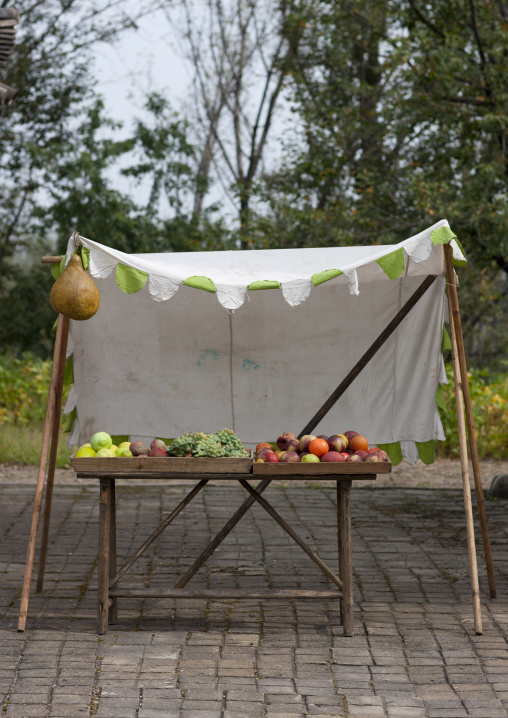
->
xmin=0 ymin=479 xmax=507 ymax=718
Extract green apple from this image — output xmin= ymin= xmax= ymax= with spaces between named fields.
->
xmin=75 ymin=446 xmax=96 ymax=458
xmin=118 ymin=441 xmax=131 ymax=450
xmin=116 ymin=447 xmax=133 ymax=457
xmin=90 ymin=432 xmax=112 ymax=452
xmin=301 ymin=453 xmax=320 ymax=463
xmin=95 ymin=448 xmax=116 ymax=458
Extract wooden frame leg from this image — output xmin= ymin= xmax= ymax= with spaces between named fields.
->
xmin=18 ymin=314 xmax=68 ymax=632
xmin=109 ymin=480 xmax=117 ymax=624
xmin=338 ymin=480 xmax=353 ymax=636
xmin=98 ymin=478 xmax=111 ymax=634
xmin=36 ymin=316 xmax=70 ymax=592
xmin=449 ymin=312 xmax=482 ymax=634
xmin=444 ymin=245 xmax=496 ymax=599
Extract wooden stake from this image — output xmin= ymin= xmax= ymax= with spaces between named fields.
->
xmin=36 ymin=315 xmax=70 ymax=592
xmin=17 ymin=314 xmax=66 ymax=631
xmin=444 ymin=245 xmax=496 ymax=599
xmin=449 ymin=306 xmax=482 ymax=633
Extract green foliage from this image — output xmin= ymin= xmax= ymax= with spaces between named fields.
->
xmin=0 ymin=253 xmax=57 ymax=357
xmin=438 ymin=364 xmax=508 ymax=459
xmin=0 ymin=353 xmax=69 ymax=426
xmin=0 ymin=423 xmax=71 ymax=468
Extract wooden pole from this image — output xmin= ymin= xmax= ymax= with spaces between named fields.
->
xmin=98 ymin=478 xmax=111 ymax=634
xmin=338 ymin=480 xmax=353 ymax=636
xmin=444 ymin=245 xmax=496 ymax=599
xmin=36 ymin=315 xmax=70 ymax=592
xmin=17 ymin=314 xmax=66 ymax=631
xmin=449 ymin=307 xmax=482 ymax=634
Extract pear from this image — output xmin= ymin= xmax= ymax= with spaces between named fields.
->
xmin=50 ymin=254 xmax=100 ymax=320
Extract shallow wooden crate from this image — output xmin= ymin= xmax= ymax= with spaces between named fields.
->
xmin=71 ymin=454 xmax=253 ymax=474
xmin=252 ymin=461 xmax=391 ymax=475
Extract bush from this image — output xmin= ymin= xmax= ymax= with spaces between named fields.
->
xmin=438 ymin=363 xmax=508 ymax=459
xmin=0 ymin=353 xmax=71 ymax=467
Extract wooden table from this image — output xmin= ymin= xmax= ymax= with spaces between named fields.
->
xmin=73 ymin=457 xmax=391 ymax=636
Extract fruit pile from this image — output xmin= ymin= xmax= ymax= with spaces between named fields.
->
xmin=74 ymin=429 xmax=249 ymax=459
xmin=255 ymin=431 xmax=389 ymax=464
xmin=167 ymin=429 xmax=249 ymax=458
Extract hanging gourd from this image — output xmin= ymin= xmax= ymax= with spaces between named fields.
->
xmin=50 ymin=254 xmax=100 ymax=320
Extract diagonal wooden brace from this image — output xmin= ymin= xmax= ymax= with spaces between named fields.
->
xmin=111 ymin=480 xmax=208 ymax=587
xmin=239 ymin=479 xmax=343 ymax=591
xmin=175 ymin=275 xmax=438 ymax=589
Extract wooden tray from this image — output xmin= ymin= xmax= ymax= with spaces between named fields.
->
xmin=71 ymin=455 xmax=253 ymax=474
xmin=252 ymin=461 xmax=391 ymax=475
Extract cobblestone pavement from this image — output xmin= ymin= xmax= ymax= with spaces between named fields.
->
xmin=0 ymin=478 xmax=507 ymax=718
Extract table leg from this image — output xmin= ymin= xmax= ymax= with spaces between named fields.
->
xmin=338 ymin=480 xmax=354 ymax=636
xmin=98 ymin=478 xmax=111 ymax=634
xmin=337 ymin=481 xmax=343 ymax=627
xmin=109 ymin=480 xmax=117 ymax=624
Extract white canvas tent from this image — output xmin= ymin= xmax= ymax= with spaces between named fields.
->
xmin=64 ymin=218 xmax=461 ymax=464
xmin=18 ymin=218 xmax=495 ymax=633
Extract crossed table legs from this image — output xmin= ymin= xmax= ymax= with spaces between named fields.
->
xmin=96 ymin=476 xmax=358 ymax=636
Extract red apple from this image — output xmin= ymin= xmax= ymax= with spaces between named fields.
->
xmin=150 ymin=439 xmax=167 ymax=451
xmin=130 ymin=441 xmax=148 ymax=456
xmin=257 ymin=447 xmax=275 ymax=460
xmin=316 ymin=434 xmax=329 ymax=441
xmin=321 ymin=451 xmax=346 ymax=462
xmin=346 ymin=453 xmax=364 ymax=462
xmin=149 ymin=447 xmax=166 ymax=457
xmin=280 ymin=451 xmax=301 ymax=462
xmin=352 ymin=450 xmax=367 ymax=460
xmin=339 ymin=452 xmax=350 ymax=461
xmin=277 ymin=432 xmax=298 ymax=450
xmin=327 ymin=434 xmax=348 ymax=452
xmin=265 ymin=452 xmax=279 ymax=463
xmin=298 ymin=435 xmax=316 ymax=453
xmin=366 ymin=447 xmax=380 ymax=454
xmin=365 ymin=449 xmax=389 ymax=462
xmin=256 ymin=442 xmax=274 ymax=453
xmin=285 ymin=438 xmax=300 ymax=453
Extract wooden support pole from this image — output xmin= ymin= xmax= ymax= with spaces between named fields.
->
xmin=98 ymin=478 xmax=111 ymax=634
xmin=36 ymin=315 xmax=70 ymax=592
xmin=449 ymin=307 xmax=482 ymax=634
xmin=17 ymin=315 xmax=67 ymax=631
xmin=108 ymin=481 xmax=117 ymax=624
xmin=444 ymin=244 xmax=496 ymax=599
xmin=338 ymin=480 xmax=353 ymax=636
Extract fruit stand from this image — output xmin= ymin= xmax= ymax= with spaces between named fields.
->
xmin=18 ymin=220 xmax=495 ymax=636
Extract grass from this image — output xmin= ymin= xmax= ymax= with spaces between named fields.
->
xmin=0 ymin=424 xmax=72 ymax=468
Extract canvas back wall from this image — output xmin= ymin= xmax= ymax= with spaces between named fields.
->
xmin=66 ymin=268 xmax=447 ymax=458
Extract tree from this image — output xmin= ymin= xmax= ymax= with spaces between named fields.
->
xmin=164 ymin=0 xmax=301 ymax=247
xmin=249 ymin=0 xmax=508 ymax=367
xmin=0 ymin=0 xmax=155 ymax=287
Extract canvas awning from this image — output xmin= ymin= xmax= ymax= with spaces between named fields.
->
xmin=61 ymin=219 xmax=464 ymax=464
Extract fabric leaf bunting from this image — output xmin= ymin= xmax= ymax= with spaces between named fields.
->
xmin=116 ymin=264 xmax=149 ymax=294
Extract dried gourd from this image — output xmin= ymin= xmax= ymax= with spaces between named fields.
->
xmin=50 ymin=254 xmax=100 ymax=320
